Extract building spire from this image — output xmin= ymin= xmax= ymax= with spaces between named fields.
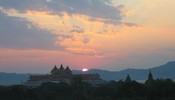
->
xmin=65 ymin=66 xmax=72 ymax=75
xmin=145 ymin=70 xmax=154 ymax=86
xmin=50 ymin=65 xmax=58 ymax=74
xmin=59 ymin=64 xmax=64 ymax=70
xmin=125 ymin=74 xmax=131 ymax=82
xmin=148 ymin=70 xmax=153 ymax=81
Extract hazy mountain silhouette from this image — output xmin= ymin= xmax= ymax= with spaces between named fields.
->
xmin=0 ymin=73 xmax=30 ymax=85
xmin=0 ymin=61 xmax=175 ymax=85
xmin=151 ymin=61 xmax=175 ymax=79
xmin=73 ymin=61 xmax=175 ymax=80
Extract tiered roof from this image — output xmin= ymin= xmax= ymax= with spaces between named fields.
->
xmin=26 ymin=65 xmax=105 ymax=86
xmin=65 ymin=66 xmax=72 ymax=75
xmin=50 ymin=65 xmax=58 ymax=74
xmin=50 ymin=64 xmax=72 ymax=75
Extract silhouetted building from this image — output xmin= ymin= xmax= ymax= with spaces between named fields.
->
xmin=125 ymin=74 xmax=131 ymax=82
xmin=50 ymin=65 xmax=58 ymax=74
xmin=145 ymin=70 xmax=154 ymax=85
xmin=65 ymin=66 xmax=72 ymax=75
xmin=148 ymin=70 xmax=153 ymax=81
xmin=50 ymin=65 xmax=72 ymax=75
xmin=25 ymin=65 xmax=105 ymax=87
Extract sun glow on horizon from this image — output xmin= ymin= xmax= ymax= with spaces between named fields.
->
xmin=82 ymin=68 xmax=89 ymax=72
xmin=0 ymin=0 xmax=175 ymax=73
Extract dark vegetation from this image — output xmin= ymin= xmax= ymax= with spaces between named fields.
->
xmin=0 ymin=78 xmax=175 ymax=100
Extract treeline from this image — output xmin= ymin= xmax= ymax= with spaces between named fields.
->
xmin=0 ymin=78 xmax=175 ymax=100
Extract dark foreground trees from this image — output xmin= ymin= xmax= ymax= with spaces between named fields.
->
xmin=0 ymin=79 xmax=175 ymax=100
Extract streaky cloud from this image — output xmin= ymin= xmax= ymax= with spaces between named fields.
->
xmin=0 ymin=0 xmax=128 ymax=25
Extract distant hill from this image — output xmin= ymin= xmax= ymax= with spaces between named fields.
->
xmin=73 ymin=61 xmax=175 ymax=80
xmin=0 ymin=61 xmax=175 ymax=85
xmin=151 ymin=61 xmax=175 ymax=79
xmin=73 ymin=68 xmax=149 ymax=81
xmin=0 ymin=73 xmax=29 ymax=85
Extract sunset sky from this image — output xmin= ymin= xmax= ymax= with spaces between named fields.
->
xmin=0 ymin=0 xmax=175 ymax=73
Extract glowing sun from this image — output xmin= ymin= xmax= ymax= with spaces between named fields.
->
xmin=82 ymin=68 xmax=88 ymax=72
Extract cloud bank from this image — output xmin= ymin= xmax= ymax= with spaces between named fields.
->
xmin=0 ymin=0 xmax=137 ymax=56
xmin=0 ymin=0 xmax=123 ymax=24
xmin=0 ymin=11 xmax=57 ymax=50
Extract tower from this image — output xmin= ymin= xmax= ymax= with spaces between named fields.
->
xmin=125 ymin=74 xmax=131 ymax=82
xmin=148 ymin=70 xmax=153 ymax=81
xmin=65 ymin=66 xmax=72 ymax=75
xmin=145 ymin=70 xmax=154 ymax=86
xmin=58 ymin=64 xmax=65 ymax=75
xmin=50 ymin=65 xmax=58 ymax=74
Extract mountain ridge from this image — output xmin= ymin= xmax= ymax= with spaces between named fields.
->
xmin=73 ymin=61 xmax=175 ymax=80
xmin=0 ymin=61 xmax=175 ymax=85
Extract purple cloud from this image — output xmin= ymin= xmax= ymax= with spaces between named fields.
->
xmin=0 ymin=0 xmax=124 ymax=25
xmin=0 ymin=11 xmax=59 ymax=50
